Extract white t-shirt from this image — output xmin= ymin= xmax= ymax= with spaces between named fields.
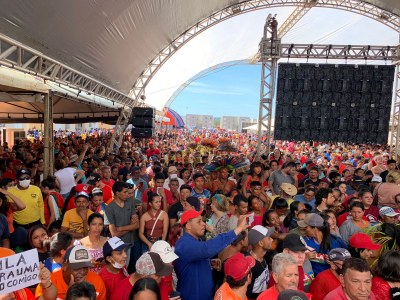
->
xmin=54 ymin=167 xmax=76 ymax=194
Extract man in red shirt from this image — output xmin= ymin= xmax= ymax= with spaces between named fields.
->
xmin=146 ymin=141 xmax=161 ymax=159
xmin=100 ymin=166 xmax=115 ymax=188
xmin=325 ymin=258 xmax=377 ymax=300
xmin=142 ymin=172 xmax=173 ymax=212
xmin=99 ymin=237 xmax=130 ymax=299
xmin=309 ymin=248 xmax=351 ymax=300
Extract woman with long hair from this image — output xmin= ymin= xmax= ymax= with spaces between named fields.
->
xmin=179 ymin=168 xmax=192 ymax=185
xmin=241 ymin=161 xmax=267 ymax=195
xmin=262 ymin=209 xmax=287 ymax=243
xmin=248 ymin=195 xmax=267 ymax=228
xmin=348 ymin=232 xmax=381 ymax=261
xmin=28 ymin=225 xmax=49 ymax=262
xmin=300 ymin=213 xmax=346 ymax=276
xmin=129 ymin=277 xmax=161 ymax=300
xmin=75 ymin=212 xmax=107 ymax=274
xmin=139 ymin=191 xmax=169 ymax=251
xmin=372 ymin=250 xmax=400 ymax=299
xmin=283 ymin=201 xmax=306 ymax=230
xmin=339 ymin=202 xmax=369 ymax=244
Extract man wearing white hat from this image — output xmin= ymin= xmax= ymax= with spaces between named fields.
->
xmin=164 ymin=166 xmax=185 ymax=191
xmin=151 ymin=240 xmax=180 ymax=299
xmin=379 ymin=206 xmax=400 ymax=224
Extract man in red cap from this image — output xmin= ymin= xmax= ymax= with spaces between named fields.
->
xmin=214 ymin=252 xmax=255 ymax=300
xmin=174 ymin=209 xmax=249 ymax=300
xmin=146 ymin=141 xmax=160 ymax=159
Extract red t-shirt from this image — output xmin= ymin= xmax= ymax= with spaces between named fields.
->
xmin=142 ymin=187 xmax=173 ymax=209
xmin=110 ymin=276 xmax=132 ymax=300
xmin=309 ymin=269 xmax=341 ymax=300
xmin=371 ymin=276 xmax=391 ymax=300
xmin=146 ymin=148 xmax=161 ymax=158
xmin=160 ymin=275 xmax=173 ymax=300
xmin=101 ymin=179 xmax=115 ymax=188
xmin=258 ymin=286 xmax=312 ymax=300
xmin=99 ymin=266 xmax=128 ymax=299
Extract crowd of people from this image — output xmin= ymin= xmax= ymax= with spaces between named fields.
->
xmin=0 ymin=128 xmax=400 ymax=300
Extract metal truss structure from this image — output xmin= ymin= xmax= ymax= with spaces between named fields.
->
xmin=280 ymin=44 xmax=399 ymax=60
xmin=0 ymin=34 xmax=134 ymax=107
xmin=390 ymin=65 xmax=400 ymax=158
xmin=277 ymin=0 xmax=317 ymax=38
xmin=108 ymin=108 xmax=132 ymax=152
xmin=129 ymin=0 xmax=400 ymax=105
xmin=257 ymin=16 xmax=280 ymax=158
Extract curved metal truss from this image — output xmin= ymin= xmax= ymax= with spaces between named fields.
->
xmin=129 ymin=0 xmax=400 ymax=102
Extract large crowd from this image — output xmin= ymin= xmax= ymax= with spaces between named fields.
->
xmin=0 ymin=128 xmax=399 ymax=300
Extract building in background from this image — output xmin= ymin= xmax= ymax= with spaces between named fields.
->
xmin=184 ymin=114 xmax=214 ymax=129
xmin=220 ymin=116 xmax=252 ymax=131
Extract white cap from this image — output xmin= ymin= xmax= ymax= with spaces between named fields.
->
xmin=371 ymin=175 xmax=382 ymax=183
xmin=379 ymin=206 xmax=400 ymax=217
xmin=150 ymin=240 xmax=179 ymax=263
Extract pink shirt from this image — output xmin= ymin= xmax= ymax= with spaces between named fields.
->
xmin=325 ymin=286 xmax=377 ymax=300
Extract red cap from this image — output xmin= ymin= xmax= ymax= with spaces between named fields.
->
xmin=75 ymin=184 xmax=91 ymax=193
xmin=181 ymin=209 xmax=201 ymax=225
xmin=224 ymin=253 xmax=255 ymax=281
xmin=349 ymin=233 xmax=381 ymax=250
xmin=12 ymin=159 xmax=23 ymax=166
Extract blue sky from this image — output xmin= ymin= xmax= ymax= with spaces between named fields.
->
xmin=170 ymin=64 xmax=261 ymax=119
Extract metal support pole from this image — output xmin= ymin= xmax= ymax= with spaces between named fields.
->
xmin=256 ymin=15 xmax=281 ymax=158
xmin=43 ymin=92 xmax=54 ymax=178
xmin=390 ymin=65 xmax=400 ymax=159
xmin=108 ymin=108 xmax=132 ymax=152
xmin=257 ymin=61 xmax=278 ymax=158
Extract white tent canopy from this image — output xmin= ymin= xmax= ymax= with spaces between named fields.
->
xmin=0 ymin=0 xmax=399 ymax=111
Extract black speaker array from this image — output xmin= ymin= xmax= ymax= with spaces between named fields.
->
xmin=274 ymin=63 xmax=395 ymax=144
xmin=130 ymin=107 xmax=155 ymax=138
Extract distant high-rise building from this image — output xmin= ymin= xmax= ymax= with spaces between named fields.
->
xmin=184 ymin=114 xmax=214 ymax=129
xmin=220 ymin=116 xmax=252 ymax=131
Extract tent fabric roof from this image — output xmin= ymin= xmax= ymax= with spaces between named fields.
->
xmin=0 ymin=1 xmax=399 ymax=110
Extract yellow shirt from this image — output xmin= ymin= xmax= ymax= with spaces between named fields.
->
xmin=8 ymin=185 xmax=45 ymax=225
xmin=61 ymin=208 xmax=93 ymax=234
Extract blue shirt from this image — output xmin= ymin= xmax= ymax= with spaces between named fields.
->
xmin=294 ymin=194 xmax=316 ymax=208
xmin=191 ymin=189 xmax=211 ymax=200
xmin=175 ymin=230 xmax=237 ymax=300
xmin=303 ymin=235 xmax=347 ymax=276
